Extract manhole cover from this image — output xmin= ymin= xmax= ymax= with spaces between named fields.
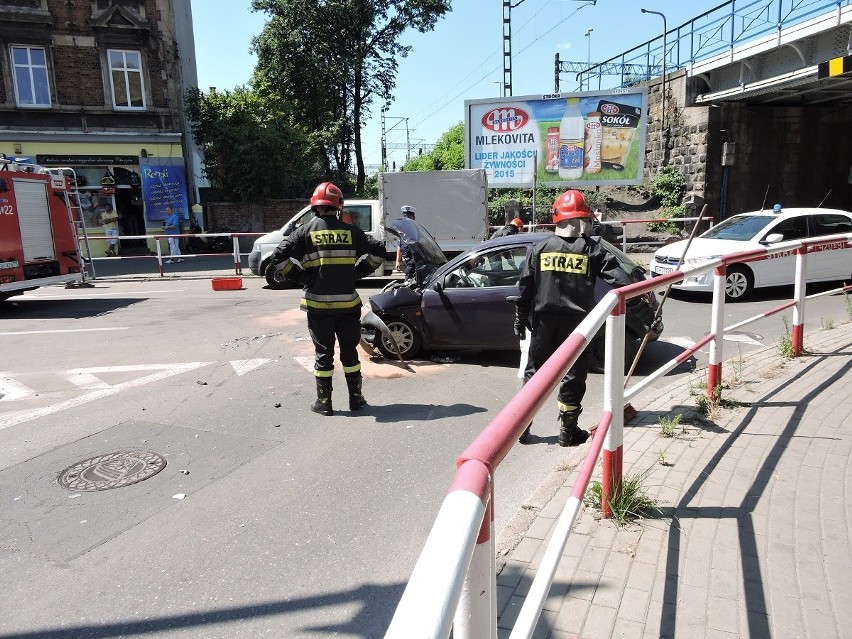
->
xmin=58 ymin=451 xmax=167 ymax=491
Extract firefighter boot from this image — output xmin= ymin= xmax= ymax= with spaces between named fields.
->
xmin=311 ymin=377 xmax=334 ymax=416
xmin=345 ymin=373 xmax=367 ymax=411
xmin=558 ymin=408 xmax=588 ymax=447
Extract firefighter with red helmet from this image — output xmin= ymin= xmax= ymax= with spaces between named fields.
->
xmin=271 ymin=181 xmax=385 ymax=416
xmin=490 ymin=217 xmax=524 ymax=239
xmin=514 ymin=190 xmax=631 ymax=446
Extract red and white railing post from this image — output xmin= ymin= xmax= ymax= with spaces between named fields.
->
xmin=385 ymin=459 xmax=492 ymax=639
xmin=232 ymin=234 xmax=242 ymax=274
xmin=792 ymin=247 xmax=807 ymax=356
xmin=455 ymin=497 xmax=496 ymax=638
xmin=155 ymin=236 xmax=165 ymax=277
xmin=707 ymin=265 xmax=727 ymax=400
xmin=601 ymin=296 xmax=626 ymax=519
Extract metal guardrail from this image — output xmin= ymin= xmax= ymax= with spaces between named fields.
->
xmin=580 ymin=0 xmax=851 ymax=89
xmin=79 ymin=232 xmax=265 ymax=276
xmin=386 ymin=232 xmax=852 ymax=638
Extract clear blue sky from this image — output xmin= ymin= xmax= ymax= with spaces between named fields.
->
xmin=189 ymin=1 xmax=726 ymax=171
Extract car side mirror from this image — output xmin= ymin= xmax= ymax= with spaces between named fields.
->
xmin=433 ymin=280 xmax=443 ymax=293
xmin=764 ymin=233 xmax=784 ymax=244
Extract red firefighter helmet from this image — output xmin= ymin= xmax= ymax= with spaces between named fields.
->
xmin=511 ymin=217 xmax=523 ymax=228
xmin=310 ymin=182 xmax=344 ymax=211
xmin=551 ymin=189 xmax=591 ymax=224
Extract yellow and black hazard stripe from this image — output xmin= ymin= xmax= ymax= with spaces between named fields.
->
xmin=818 ymin=54 xmax=852 ymax=79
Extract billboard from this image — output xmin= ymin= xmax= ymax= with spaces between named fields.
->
xmin=465 ymin=88 xmax=648 ymax=189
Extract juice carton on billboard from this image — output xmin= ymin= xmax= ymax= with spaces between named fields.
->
xmin=464 ymin=88 xmax=648 ymax=189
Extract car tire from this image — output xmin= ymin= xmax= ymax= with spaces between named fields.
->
xmin=589 ymin=329 xmax=640 ymax=374
xmin=725 ymin=266 xmax=753 ymax=302
xmin=264 ymin=261 xmax=290 ymax=289
xmin=376 ymin=317 xmax=422 ymax=360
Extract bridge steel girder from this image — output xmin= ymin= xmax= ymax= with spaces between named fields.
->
xmin=691 ymin=6 xmax=852 ymax=106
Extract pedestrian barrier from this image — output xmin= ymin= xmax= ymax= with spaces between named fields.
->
xmin=78 ymin=231 xmax=265 ymax=276
xmin=385 ymin=232 xmax=851 ymax=638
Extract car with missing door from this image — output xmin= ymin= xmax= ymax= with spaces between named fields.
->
xmin=362 ymin=231 xmax=663 ymax=372
xmin=650 ymin=207 xmax=852 ymax=301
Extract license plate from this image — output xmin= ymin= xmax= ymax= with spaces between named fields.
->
xmin=652 ymin=266 xmax=673 ymax=276
xmin=0 ymin=260 xmax=19 ymax=270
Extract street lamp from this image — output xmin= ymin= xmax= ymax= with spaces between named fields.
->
xmin=584 ymin=28 xmax=593 ymax=90
xmin=640 ymin=8 xmax=667 ymax=131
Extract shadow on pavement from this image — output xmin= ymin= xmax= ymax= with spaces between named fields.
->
xmin=0 ymin=582 xmax=405 ymax=639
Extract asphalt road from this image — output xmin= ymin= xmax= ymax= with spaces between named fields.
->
xmin=0 ymin=271 xmax=848 ymax=638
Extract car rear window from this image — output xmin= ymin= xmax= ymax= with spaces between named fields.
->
xmin=702 ymin=215 xmax=774 ymax=241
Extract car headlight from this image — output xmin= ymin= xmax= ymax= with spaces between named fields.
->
xmin=684 ymin=255 xmax=720 ymax=268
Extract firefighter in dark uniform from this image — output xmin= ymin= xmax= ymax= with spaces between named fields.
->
xmin=514 ymin=190 xmax=632 ymax=446
xmin=271 ymin=182 xmax=385 ymax=416
xmin=490 ymin=217 xmax=524 ymax=239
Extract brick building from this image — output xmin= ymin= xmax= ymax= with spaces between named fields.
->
xmin=0 ymin=0 xmax=203 ymax=254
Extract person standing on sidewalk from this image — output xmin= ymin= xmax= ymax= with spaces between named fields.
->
xmin=100 ymin=203 xmax=120 ymax=257
xmin=163 ymin=206 xmax=183 ymax=263
xmin=514 ymin=189 xmax=631 ymax=446
xmin=270 ymin=182 xmax=385 ymax=416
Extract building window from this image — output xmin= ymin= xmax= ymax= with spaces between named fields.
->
xmin=108 ymin=49 xmax=145 ymax=110
xmin=11 ymin=45 xmax=51 ymax=108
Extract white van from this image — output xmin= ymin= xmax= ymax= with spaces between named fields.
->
xmin=247 ymin=199 xmax=389 ymax=287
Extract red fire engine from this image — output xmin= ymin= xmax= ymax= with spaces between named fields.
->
xmin=0 ymin=160 xmax=86 ymax=302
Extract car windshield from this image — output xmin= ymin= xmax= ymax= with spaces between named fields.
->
xmin=701 ymin=215 xmax=773 ymax=241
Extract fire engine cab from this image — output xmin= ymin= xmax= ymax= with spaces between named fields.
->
xmin=0 ymin=159 xmax=85 ymax=302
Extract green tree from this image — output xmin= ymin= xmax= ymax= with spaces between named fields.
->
xmin=184 ymin=87 xmax=314 ymax=201
xmin=401 ymin=122 xmax=464 ymax=171
xmin=251 ymin=0 xmax=451 ymax=192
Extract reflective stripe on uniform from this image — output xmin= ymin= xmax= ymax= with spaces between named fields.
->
xmin=303 ymin=256 xmax=358 ymax=269
xmin=301 ymin=295 xmax=362 ymax=311
xmin=343 ymin=363 xmax=361 ymax=374
xmin=557 ymin=401 xmax=579 ymax=412
xmin=314 ymin=369 xmax=334 ymax=378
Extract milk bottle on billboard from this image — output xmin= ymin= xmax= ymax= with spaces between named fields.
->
xmin=558 ymin=97 xmax=584 ymax=180
xmin=584 ymin=111 xmax=603 ymax=173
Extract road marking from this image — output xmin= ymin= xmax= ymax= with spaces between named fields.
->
xmin=0 ymin=327 xmax=129 ymax=336
xmin=0 ymin=362 xmax=212 ymax=431
xmin=0 ymin=374 xmax=37 ymax=401
xmin=230 ymin=359 xmax=272 ymax=376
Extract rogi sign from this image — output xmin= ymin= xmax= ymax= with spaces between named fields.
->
xmin=465 ymin=88 xmax=648 ymax=189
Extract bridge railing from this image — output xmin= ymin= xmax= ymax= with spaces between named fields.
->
xmin=580 ymin=0 xmax=851 ymax=89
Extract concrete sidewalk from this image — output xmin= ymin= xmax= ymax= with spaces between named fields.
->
xmin=496 ymin=323 xmax=852 ymax=638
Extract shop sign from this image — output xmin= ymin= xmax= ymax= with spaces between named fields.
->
xmin=36 ymin=155 xmax=139 ymax=166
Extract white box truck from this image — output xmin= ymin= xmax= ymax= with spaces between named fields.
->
xmin=379 ymin=168 xmax=490 ymax=259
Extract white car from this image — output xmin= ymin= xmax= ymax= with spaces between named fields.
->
xmin=650 ymin=207 xmax=852 ymax=301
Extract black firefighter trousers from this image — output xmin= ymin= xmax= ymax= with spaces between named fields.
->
xmin=522 ymin=311 xmax=590 ymax=411
xmin=307 ymin=312 xmax=362 ymax=377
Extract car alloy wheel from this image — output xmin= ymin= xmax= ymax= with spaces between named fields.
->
xmin=724 ymin=266 xmax=753 ymax=302
xmin=377 ymin=317 xmax=422 ymax=359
